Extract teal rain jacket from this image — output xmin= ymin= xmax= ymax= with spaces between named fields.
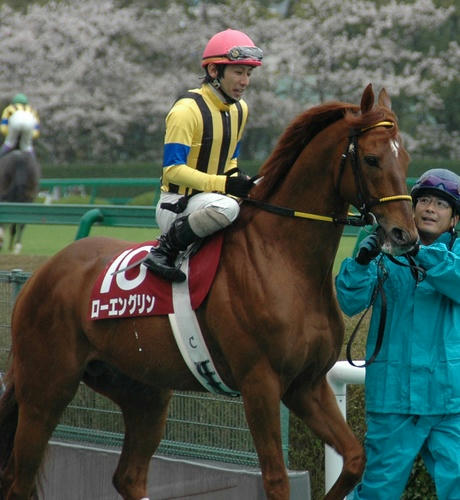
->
xmin=335 ymin=232 xmax=460 ymax=415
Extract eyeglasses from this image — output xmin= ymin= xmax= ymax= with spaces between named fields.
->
xmin=226 ymin=46 xmax=263 ymax=62
xmin=419 ymin=174 xmax=460 ymax=196
xmin=416 ymin=196 xmax=451 ymax=210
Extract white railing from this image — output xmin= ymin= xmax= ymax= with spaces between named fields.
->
xmin=325 ymin=361 xmax=366 ymax=495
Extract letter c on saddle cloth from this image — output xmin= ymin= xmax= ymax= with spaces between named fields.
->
xmin=168 ymin=259 xmax=239 ymax=397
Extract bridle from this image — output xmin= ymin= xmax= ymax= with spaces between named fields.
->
xmin=336 ymin=121 xmax=412 ymax=219
xmin=243 ymin=120 xmax=412 ymax=227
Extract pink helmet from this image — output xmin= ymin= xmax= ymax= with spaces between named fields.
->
xmin=202 ymin=29 xmax=263 ymax=67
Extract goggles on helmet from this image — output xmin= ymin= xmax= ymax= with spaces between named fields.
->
xmin=412 ymin=169 xmax=460 ymax=213
xmin=416 ymin=174 xmax=460 ymax=197
xmin=225 ymin=46 xmax=263 ymax=62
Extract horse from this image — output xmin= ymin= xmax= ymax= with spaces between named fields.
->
xmin=0 ymin=151 xmax=41 ymax=254
xmin=0 ymin=84 xmax=418 ymax=500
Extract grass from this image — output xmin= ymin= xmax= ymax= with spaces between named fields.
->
xmin=2 ymin=224 xmax=160 ymax=256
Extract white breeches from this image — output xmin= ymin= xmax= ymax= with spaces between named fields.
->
xmin=4 ymin=110 xmax=37 ymax=151
xmin=156 ymin=191 xmax=240 ymax=237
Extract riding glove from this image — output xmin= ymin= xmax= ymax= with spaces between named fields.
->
xmin=225 ymin=174 xmax=254 ymax=198
xmin=355 ymin=233 xmax=380 ymax=265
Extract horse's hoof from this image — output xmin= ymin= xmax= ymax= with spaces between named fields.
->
xmin=13 ymin=243 xmax=22 ymax=255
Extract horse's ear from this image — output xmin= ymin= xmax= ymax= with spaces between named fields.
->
xmin=377 ymin=88 xmax=392 ymax=110
xmin=360 ymin=83 xmax=374 ymax=114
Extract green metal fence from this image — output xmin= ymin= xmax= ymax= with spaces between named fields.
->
xmin=0 ymin=270 xmax=290 ymax=467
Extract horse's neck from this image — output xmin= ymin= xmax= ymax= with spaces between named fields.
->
xmin=245 ymin=163 xmax=347 ymax=278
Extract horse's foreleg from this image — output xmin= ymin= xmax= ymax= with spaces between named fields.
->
xmin=84 ymin=369 xmax=172 ymax=500
xmin=241 ymin=370 xmax=289 ymax=500
xmin=283 ymin=377 xmax=364 ymax=499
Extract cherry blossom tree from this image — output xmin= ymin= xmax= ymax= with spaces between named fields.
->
xmin=0 ymin=0 xmax=457 ymax=162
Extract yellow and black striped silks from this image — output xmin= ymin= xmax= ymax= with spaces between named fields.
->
xmin=161 ymin=84 xmax=248 ymax=196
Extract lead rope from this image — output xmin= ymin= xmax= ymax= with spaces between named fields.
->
xmin=346 ymin=247 xmax=429 ymax=367
xmin=346 ymin=256 xmax=388 ymax=367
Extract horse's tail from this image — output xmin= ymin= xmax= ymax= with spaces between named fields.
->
xmin=0 ymin=370 xmax=18 ymax=475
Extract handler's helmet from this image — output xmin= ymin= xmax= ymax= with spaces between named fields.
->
xmin=411 ymin=168 xmax=460 ymax=214
xmin=202 ymin=29 xmax=263 ymax=68
xmin=12 ymin=93 xmax=29 ymax=105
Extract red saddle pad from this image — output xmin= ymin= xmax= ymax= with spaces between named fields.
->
xmin=89 ymin=234 xmax=223 ymax=320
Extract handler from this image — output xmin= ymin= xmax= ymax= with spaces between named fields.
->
xmin=0 ymin=93 xmax=40 ymax=158
xmin=143 ymin=29 xmax=263 ymax=282
xmin=336 ymin=168 xmax=460 ymax=499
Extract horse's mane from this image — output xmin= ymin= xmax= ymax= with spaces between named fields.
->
xmin=251 ymin=100 xmax=393 ymax=200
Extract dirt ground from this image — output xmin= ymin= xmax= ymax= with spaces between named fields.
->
xmin=0 ymin=254 xmax=50 ymax=273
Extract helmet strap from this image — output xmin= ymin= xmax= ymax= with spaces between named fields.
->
xmin=207 ymin=69 xmax=237 ymax=104
xmin=210 ymin=77 xmax=221 ymax=90
xmin=217 ymin=87 xmax=237 ymax=104
xmin=448 ymin=228 xmax=457 ymax=250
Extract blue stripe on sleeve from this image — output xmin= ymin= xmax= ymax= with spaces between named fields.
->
xmin=163 ymin=143 xmax=190 ymax=167
xmin=232 ymin=141 xmax=241 ymax=159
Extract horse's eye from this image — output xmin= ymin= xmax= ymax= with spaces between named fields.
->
xmin=364 ymin=155 xmax=379 ymax=167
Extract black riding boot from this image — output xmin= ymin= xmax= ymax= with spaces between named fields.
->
xmin=143 ymin=216 xmax=199 ymax=282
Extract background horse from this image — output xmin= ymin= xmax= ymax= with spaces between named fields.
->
xmin=0 ymin=85 xmax=418 ymax=500
xmin=0 ymin=151 xmax=40 ymax=254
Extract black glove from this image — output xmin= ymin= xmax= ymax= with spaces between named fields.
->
xmin=225 ymin=175 xmax=254 ymax=198
xmin=355 ymin=233 xmax=380 ymax=265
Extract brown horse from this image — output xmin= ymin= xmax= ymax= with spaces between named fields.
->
xmin=0 ymin=85 xmax=418 ymax=500
xmin=0 ymin=151 xmax=40 ymax=253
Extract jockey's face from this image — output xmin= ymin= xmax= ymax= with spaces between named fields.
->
xmin=208 ymin=64 xmax=254 ymax=101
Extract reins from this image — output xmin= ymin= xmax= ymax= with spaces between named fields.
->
xmin=242 ymin=120 xmax=412 ymax=228
xmin=239 ymin=197 xmax=374 ymax=226
xmin=387 ymin=253 xmax=426 ymax=283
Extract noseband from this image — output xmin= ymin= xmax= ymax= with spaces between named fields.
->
xmin=243 ymin=120 xmax=412 ymax=227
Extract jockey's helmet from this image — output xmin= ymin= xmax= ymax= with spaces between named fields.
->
xmin=12 ymin=93 xmax=29 ymax=105
xmin=202 ymin=29 xmax=263 ymax=68
xmin=411 ymin=168 xmax=460 ymax=214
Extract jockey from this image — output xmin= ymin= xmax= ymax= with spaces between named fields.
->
xmin=0 ymin=93 xmax=40 ymax=159
xmin=143 ymin=29 xmax=263 ymax=282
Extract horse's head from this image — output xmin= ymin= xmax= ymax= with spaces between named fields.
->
xmin=338 ymin=84 xmax=418 ymax=256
